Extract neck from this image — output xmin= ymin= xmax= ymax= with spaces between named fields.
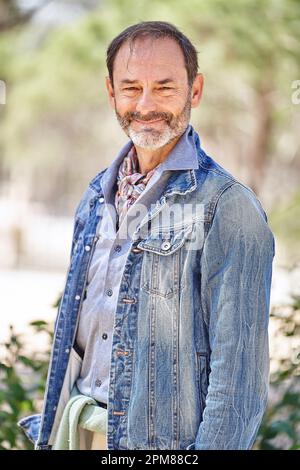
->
xmin=135 ymin=136 xmax=181 ymax=174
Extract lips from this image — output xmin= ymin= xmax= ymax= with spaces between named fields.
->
xmin=134 ymin=118 xmax=164 ymax=124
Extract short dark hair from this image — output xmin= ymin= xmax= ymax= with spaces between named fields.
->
xmin=106 ymin=21 xmax=199 ymax=88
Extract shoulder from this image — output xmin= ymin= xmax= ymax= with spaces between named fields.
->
xmin=215 ymin=181 xmax=268 ymax=224
xmin=209 ymin=181 xmax=275 ymax=257
xmin=193 ymin=145 xmax=273 ymax=247
xmin=193 ymin=145 xmax=268 ymax=225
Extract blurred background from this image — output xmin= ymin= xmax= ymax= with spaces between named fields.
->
xmin=0 ymin=0 xmax=299 ymax=450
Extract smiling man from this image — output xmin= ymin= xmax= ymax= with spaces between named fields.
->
xmin=107 ymin=33 xmax=201 ymax=175
xmin=19 ymin=21 xmax=275 ymax=451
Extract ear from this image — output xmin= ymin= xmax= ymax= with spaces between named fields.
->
xmin=105 ymin=76 xmax=115 ymax=109
xmin=191 ymin=73 xmax=204 ymax=108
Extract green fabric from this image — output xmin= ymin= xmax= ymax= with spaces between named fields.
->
xmin=52 ymin=384 xmax=107 ymax=450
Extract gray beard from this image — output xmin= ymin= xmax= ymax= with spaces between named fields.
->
xmin=115 ymin=95 xmax=192 ymax=150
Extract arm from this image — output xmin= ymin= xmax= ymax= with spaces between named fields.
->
xmin=195 ymin=183 xmax=275 ymax=450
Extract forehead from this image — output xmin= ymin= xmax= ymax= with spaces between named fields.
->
xmin=113 ymin=36 xmax=187 ymax=83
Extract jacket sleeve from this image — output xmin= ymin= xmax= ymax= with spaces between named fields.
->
xmin=194 ymin=182 xmax=275 ymax=450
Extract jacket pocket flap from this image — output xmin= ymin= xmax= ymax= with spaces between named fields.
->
xmin=137 ymin=224 xmax=194 ymax=256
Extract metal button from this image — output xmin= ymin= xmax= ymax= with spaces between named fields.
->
xmin=132 ymin=247 xmax=143 ymax=253
xmin=106 ymin=289 xmax=113 ymax=297
xmin=99 ymin=197 xmax=104 ymax=203
xmin=95 ymin=379 xmax=102 ymax=387
xmin=161 ymin=240 xmax=171 ymax=251
xmin=75 ymin=295 xmax=80 ymax=301
xmin=102 ymin=333 xmax=108 ymax=340
xmin=114 ymin=244 xmax=122 ymax=252
xmin=85 ymin=245 xmax=91 ymax=252
xmin=122 ymin=297 xmax=135 ymax=304
xmin=65 ymin=348 xmax=70 ymax=354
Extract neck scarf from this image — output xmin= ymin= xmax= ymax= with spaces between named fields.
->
xmin=115 ymin=145 xmax=156 ymax=228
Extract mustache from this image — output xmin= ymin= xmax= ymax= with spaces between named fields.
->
xmin=119 ymin=111 xmax=173 ymax=125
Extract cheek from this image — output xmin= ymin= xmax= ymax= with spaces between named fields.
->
xmin=114 ymin=93 xmax=186 ymax=116
xmin=159 ymin=93 xmax=187 ymax=110
xmin=115 ymin=96 xmax=136 ymax=113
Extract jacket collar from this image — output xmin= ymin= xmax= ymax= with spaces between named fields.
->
xmin=89 ymin=124 xmax=200 ymax=198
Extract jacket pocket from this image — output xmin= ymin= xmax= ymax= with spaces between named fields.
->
xmin=196 ymin=352 xmax=209 ymax=414
xmin=138 ymin=224 xmax=194 ymax=298
xmin=18 ymin=413 xmax=42 ymax=445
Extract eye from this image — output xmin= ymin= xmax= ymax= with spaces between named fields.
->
xmin=123 ymin=87 xmax=139 ymax=91
xmin=157 ymin=86 xmax=174 ymax=92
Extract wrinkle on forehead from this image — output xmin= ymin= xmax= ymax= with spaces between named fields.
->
xmin=114 ymin=36 xmax=187 ymax=84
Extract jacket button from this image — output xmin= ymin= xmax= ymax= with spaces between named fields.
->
xmin=85 ymin=245 xmax=91 ymax=252
xmin=99 ymin=197 xmax=104 ymax=203
xmin=161 ymin=241 xmax=171 ymax=251
xmin=102 ymin=333 xmax=108 ymax=340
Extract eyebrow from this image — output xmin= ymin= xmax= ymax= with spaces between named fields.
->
xmin=120 ymin=78 xmax=175 ymax=85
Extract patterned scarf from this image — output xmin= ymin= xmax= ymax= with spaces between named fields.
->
xmin=115 ymin=145 xmax=156 ymax=228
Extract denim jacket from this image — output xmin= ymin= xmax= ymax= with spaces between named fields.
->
xmin=18 ymin=126 xmax=275 ymax=450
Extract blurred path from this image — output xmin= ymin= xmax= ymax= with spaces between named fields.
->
xmin=0 ymin=269 xmax=65 ymax=355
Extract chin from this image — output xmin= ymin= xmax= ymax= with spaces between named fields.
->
xmin=128 ymin=128 xmax=174 ymax=150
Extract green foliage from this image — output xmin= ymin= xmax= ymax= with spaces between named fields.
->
xmin=0 ymin=321 xmax=53 ymax=450
xmin=269 ymin=190 xmax=300 ymax=264
xmin=255 ymin=296 xmax=300 ymax=449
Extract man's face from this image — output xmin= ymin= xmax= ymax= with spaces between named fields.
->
xmin=106 ymin=37 xmax=203 ymax=150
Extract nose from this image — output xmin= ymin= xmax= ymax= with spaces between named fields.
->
xmin=135 ymin=89 xmax=157 ymax=116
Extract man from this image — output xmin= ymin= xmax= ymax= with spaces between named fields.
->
xmin=19 ymin=21 xmax=275 ymax=450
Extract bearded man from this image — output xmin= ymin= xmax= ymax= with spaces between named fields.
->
xmin=19 ymin=21 xmax=275 ymax=451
